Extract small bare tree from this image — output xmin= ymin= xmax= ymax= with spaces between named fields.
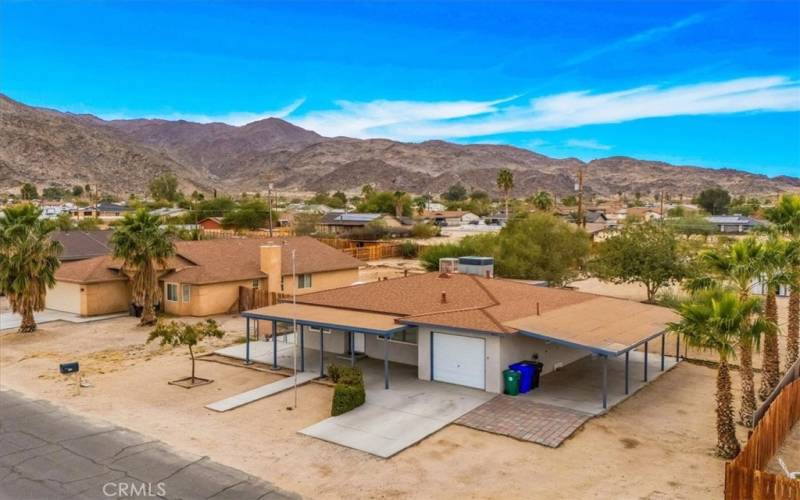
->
xmin=148 ymin=319 xmax=224 ymax=387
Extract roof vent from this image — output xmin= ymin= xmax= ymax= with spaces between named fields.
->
xmin=441 ymin=291 xmax=447 ymax=304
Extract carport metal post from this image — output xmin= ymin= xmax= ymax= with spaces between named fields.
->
xmin=676 ymin=332 xmax=680 ymax=362
xmin=624 ymin=351 xmax=629 ymax=395
xmin=319 ymin=328 xmax=325 ymax=377
xmin=660 ymin=333 xmax=665 ymax=371
xmin=643 ymin=340 xmax=649 ymax=382
xmin=272 ymin=320 xmax=278 ymax=369
xmin=384 ymin=333 xmax=391 ymax=390
xmin=245 ymin=317 xmax=251 ymax=365
xmin=300 ymin=324 xmax=305 ymax=372
xmin=602 ymin=355 xmax=608 ymax=409
xmin=349 ymin=331 xmax=355 ymax=367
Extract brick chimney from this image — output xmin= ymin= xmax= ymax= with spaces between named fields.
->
xmin=259 ymin=245 xmax=282 ymax=295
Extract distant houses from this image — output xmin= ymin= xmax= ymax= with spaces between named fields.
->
xmin=706 ymin=214 xmax=763 ymax=234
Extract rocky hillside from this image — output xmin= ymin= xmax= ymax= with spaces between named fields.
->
xmin=1 ymin=94 xmax=797 ymax=198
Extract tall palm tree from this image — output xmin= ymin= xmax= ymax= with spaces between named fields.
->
xmin=496 ymin=169 xmax=514 ymax=220
xmin=702 ymin=238 xmax=764 ymax=426
xmin=0 ymin=204 xmax=62 ymax=333
xmin=111 ymin=209 xmax=175 ymax=326
xmin=531 ymin=191 xmax=554 ymax=212
xmin=766 ymin=193 xmax=800 ymax=365
xmin=758 ymin=237 xmax=789 ymax=399
xmin=669 ymin=288 xmax=770 ymax=459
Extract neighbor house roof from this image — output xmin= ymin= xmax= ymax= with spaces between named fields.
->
xmin=320 ymin=212 xmax=384 ymax=226
xmin=54 ymin=236 xmax=361 ymax=286
xmin=285 ymin=272 xmax=677 ymax=354
xmin=422 ymin=210 xmax=469 ymax=219
xmin=51 ymin=230 xmax=113 ymax=261
xmin=161 ymin=236 xmax=362 ymax=285
xmin=706 ymin=215 xmax=763 ymax=226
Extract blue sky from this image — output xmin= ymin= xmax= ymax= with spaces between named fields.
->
xmin=2 ymin=1 xmax=799 ymax=176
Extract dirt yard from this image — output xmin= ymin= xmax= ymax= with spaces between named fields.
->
xmin=1 ymin=313 xmax=744 ymax=500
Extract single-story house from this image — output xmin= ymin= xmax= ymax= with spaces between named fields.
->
xmin=149 ymin=207 xmax=188 ymax=218
xmin=317 ymin=213 xmax=413 ymax=236
xmin=71 ymin=202 xmax=132 ymax=220
xmin=706 ymin=214 xmax=764 ymax=233
xmin=198 ymin=217 xmax=224 ymax=230
xmin=243 ymin=263 xmax=678 ymax=408
xmin=47 ymin=237 xmax=362 ymax=317
xmin=421 ymin=210 xmax=480 ymax=226
xmin=50 ymin=229 xmax=113 ymax=261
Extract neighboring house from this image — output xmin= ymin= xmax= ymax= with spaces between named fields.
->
xmin=581 ymin=222 xmax=613 ymax=241
xmin=198 ymin=217 xmax=224 ymax=230
xmin=149 ymin=207 xmax=188 ymax=218
xmin=421 ymin=210 xmax=480 ymax=226
xmin=243 ymin=261 xmax=677 ymax=408
xmin=47 ymin=237 xmax=362 ymax=317
xmin=623 ymin=207 xmax=662 ymax=222
xmin=72 ymin=202 xmax=132 ymax=220
xmin=317 ymin=213 xmax=412 ymax=236
xmin=50 ymin=229 xmax=113 ymax=261
xmin=706 ymin=214 xmax=764 ymax=234
xmin=425 ymin=201 xmax=447 ymax=212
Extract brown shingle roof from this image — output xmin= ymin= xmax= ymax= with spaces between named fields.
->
xmin=291 ymin=273 xmax=677 ymax=348
xmin=51 ymin=230 xmax=113 ymax=261
xmin=55 ymin=256 xmax=127 ymax=283
xmin=162 ymin=236 xmax=362 ymax=285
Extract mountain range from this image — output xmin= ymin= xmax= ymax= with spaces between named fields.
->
xmin=1 ymin=94 xmax=798 ymax=199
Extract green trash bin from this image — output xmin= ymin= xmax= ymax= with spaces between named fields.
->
xmin=503 ymin=369 xmax=520 ymax=396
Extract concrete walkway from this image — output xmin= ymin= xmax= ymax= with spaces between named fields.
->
xmin=300 ymin=363 xmax=493 ymax=458
xmin=206 ymin=372 xmax=319 ymax=412
xmin=0 ymin=310 xmax=126 ymax=332
xmin=0 ymin=388 xmax=297 ymax=499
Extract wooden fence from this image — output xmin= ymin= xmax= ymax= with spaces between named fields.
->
xmin=237 ymin=286 xmax=271 ymax=312
xmin=316 ymin=237 xmax=416 ymax=261
xmin=202 ymin=227 xmax=295 ymax=239
xmin=724 ymin=360 xmax=800 ymax=500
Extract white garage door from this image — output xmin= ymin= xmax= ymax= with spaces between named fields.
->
xmin=433 ymin=333 xmax=485 ymax=389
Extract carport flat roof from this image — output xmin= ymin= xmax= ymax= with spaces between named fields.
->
xmin=502 ymin=296 xmax=679 ymax=356
xmin=242 ymin=303 xmax=406 ymax=335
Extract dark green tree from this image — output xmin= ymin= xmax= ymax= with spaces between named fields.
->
xmin=696 ymin=188 xmax=731 ymax=215
xmin=20 ymin=183 xmax=38 ymax=200
xmin=149 ymin=173 xmax=181 ymax=202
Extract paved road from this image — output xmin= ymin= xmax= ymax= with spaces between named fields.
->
xmin=0 ymin=389 xmax=297 ymax=499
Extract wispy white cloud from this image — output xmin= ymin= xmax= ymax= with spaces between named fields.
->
xmin=564 ymin=139 xmax=612 ymax=151
xmin=101 ymin=98 xmax=306 ymax=126
xmin=564 ymin=13 xmax=706 ymax=66
xmin=317 ymin=75 xmax=798 ymax=141
xmin=292 ymin=96 xmax=516 ymax=138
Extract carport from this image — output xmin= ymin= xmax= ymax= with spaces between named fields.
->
xmin=503 ymin=296 xmax=680 ymax=410
xmin=241 ymin=303 xmax=408 ymax=389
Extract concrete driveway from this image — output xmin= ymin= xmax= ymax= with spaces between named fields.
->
xmin=0 ymin=388 xmax=296 ymax=499
xmin=300 ymin=363 xmax=493 ymax=458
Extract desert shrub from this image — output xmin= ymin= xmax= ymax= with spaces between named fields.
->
xmin=400 ymin=241 xmax=418 ymax=258
xmin=332 ymin=383 xmax=366 ymax=416
xmin=410 ymin=222 xmax=438 ymax=239
xmin=328 ymin=365 xmax=365 ymax=416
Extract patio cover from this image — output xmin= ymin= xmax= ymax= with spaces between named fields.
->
xmin=242 ymin=302 xmax=406 ymax=335
xmin=503 ymin=296 xmax=679 ymax=357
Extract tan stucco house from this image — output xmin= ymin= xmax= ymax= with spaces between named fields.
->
xmin=47 ymin=237 xmax=362 ymax=317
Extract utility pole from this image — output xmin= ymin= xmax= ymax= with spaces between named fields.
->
xmin=267 ymin=182 xmax=274 ymax=237
xmin=660 ymin=190 xmax=665 ymax=223
xmin=576 ymin=166 xmax=585 ymax=228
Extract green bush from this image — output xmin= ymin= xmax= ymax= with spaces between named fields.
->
xmin=332 ymin=383 xmax=366 ymax=416
xmin=400 ymin=241 xmax=418 ymax=258
xmin=410 ymin=222 xmax=439 ymax=239
xmin=328 ymin=364 xmax=365 ymax=416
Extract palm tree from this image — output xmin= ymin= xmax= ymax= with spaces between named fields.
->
xmin=531 ymin=191 xmax=554 ymax=212
xmin=702 ymin=238 xmax=764 ymax=426
xmin=758 ymin=237 xmax=789 ymax=400
xmin=496 ymin=169 xmax=514 ymax=220
xmin=669 ymin=288 xmax=770 ymax=459
xmin=766 ymin=194 xmax=800 ymax=365
xmin=0 ymin=204 xmax=62 ymax=333
xmin=111 ymin=209 xmax=175 ymax=326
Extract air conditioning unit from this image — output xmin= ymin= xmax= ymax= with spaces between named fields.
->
xmin=439 ymin=258 xmax=459 ymax=274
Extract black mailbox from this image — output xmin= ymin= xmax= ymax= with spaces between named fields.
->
xmin=59 ymin=362 xmax=79 ymax=374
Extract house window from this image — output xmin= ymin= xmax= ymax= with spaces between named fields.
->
xmin=280 ymin=276 xmax=285 ymax=292
xmin=297 ymin=273 xmax=312 ymax=289
xmin=381 ymin=328 xmax=418 ymax=345
xmin=252 ymin=279 xmax=260 ymax=289
xmin=166 ymin=283 xmax=178 ymax=302
xmin=182 ymin=284 xmax=191 ymax=303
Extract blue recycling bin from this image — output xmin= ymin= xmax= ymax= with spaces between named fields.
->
xmin=509 ymin=362 xmax=534 ymax=393
xmin=518 ymin=360 xmax=543 ymax=389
